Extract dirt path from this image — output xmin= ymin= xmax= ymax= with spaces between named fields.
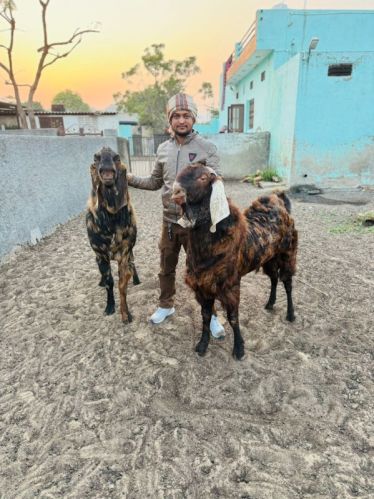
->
xmin=1 ymin=183 xmax=373 ymax=498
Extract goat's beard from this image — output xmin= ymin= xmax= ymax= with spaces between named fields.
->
xmin=183 ymin=201 xmax=211 ymax=229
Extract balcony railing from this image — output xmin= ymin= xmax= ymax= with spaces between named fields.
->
xmin=226 ymin=21 xmax=256 ymax=82
xmin=221 ymin=21 xmax=256 ymax=109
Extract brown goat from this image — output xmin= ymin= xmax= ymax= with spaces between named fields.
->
xmin=86 ymin=147 xmax=140 ymax=323
xmin=172 ymin=163 xmax=298 ymax=360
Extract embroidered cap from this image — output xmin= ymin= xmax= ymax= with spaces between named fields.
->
xmin=167 ymin=93 xmax=198 ymax=122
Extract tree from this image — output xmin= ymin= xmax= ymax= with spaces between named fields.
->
xmin=0 ymin=0 xmax=98 ymax=128
xmin=52 ymin=89 xmax=91 ymax=112
xmin=114 ymin=44 xmax=213 ymax=132
xmin=198 ymin=82 xmax=219 ymax=121
xmin=22 ymin=100 xmax=44 ymax=111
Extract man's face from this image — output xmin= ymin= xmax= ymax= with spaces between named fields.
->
xmin=170 ymin=109 xmax=194 ymax=137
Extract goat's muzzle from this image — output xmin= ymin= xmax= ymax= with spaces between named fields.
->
xmin=99 ymin=167 xmax=116 ymax=186
xmin=172 ymin=181 xmax=186 ymax=206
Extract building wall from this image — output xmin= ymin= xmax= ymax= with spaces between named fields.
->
xmin=267 ymin=54 xmax=300 ymax=180
xmin=194 ymin=118 xmax=220 ymax=135
xmin=292 ymin=51 xmax=374 ymax=186
xmin=205 ymin=132 xmax=270 ymax=179
xmin=0 ymin=115 xmax=19 ymax=129
xmin=0 ymin=135 xmax=131 ymax=259
xmin=219 ymin=9 xmax=374 ymax=186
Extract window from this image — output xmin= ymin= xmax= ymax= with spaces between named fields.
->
xmin=228 ymin=104 xmax=244 ymax=132
xmin=261 ymin=71 xmax=266 ymax=81
xmin=328 ymin=64 xmax=352 ymax=77
xmin=39 ymin=116 xmax=64 ymax=129
xmin=249 ymin=99 xmax=255 ymax=129
xmin=250 ymin=80 xmax=253 ymax=90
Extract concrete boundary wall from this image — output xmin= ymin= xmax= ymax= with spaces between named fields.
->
xmin=0 ymin=135 xmax=130 ymax=259
xmin=202 ymin=132 xmax=270 ymax=179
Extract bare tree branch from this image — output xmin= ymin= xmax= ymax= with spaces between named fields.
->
xmin=37 ymin=28 xmax=99 ymax=53
xmin=42 ymin=39 xmax=81 ymax=69
xmin=0 ymin=0 xmax=99 ymax=128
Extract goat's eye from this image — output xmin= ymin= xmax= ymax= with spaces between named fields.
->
xmin=199 ymin=175 xmax=208 ymax=182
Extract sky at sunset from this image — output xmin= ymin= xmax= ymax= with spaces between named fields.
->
xmin=1 ymin=0 xmax=373 ymax=115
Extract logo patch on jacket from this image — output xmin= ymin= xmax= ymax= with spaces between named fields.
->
xmin=189 ymin=153 xmax=197 ymax=162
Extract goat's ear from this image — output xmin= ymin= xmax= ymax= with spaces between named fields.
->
xmin=94 ymin=153 xmax=100 ymax=164
xmin=113 ymin=154 xmax=121 ymax=165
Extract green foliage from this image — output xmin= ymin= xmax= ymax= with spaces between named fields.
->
xmin=199 ymin=82 xmax=213 ymax=100
xmin=22 ymin=101 xmax=44 ymax=111
xmin=262 ymin=168 xmax=281 ymax=181
xmin=242 ymin=169 xmax=281 ymax=185
xmin=210 ymin=108 xmax=219 ymax=118
xmin=115 ymin=44 xmax=213 ymax=132
xmin=52 ymin=89 xmax=91 ymax=112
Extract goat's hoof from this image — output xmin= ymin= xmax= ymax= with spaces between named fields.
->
xmin=195 ymin=341 xmax=208 ymax=356
xmin=104 ymin=305 xmax=115 ymax=315
xmin=122 ymin=312 xmax=133 ymax=324
xmin=265 ymin=303 xmax=274 ymax=310
xmin=286 ymin=313 xmax=295 ymax=322
xmin=233 ymin=344 xmax=245 ymax=360
xmin=133 ymin=276 xmax=141 ymax=286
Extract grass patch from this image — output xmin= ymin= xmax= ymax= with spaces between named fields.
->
xmin=242 ymin=169 xmax=281 ymax=185
xmin=261 ymin=168 xmax=280 ymax=182
xmin=329 ymin=212 xmax=374 ymax=234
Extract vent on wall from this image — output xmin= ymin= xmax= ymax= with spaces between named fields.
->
xmin=328 ymin=64 xmax=352 ymax=77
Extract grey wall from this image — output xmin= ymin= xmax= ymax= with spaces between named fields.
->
xmin=203 ymin=132 xmax=270 ymax=179
xmin=0 ymin=128 xmax=58 ymax=136
xmin=0 ymin=135 xmax=129 ymax=259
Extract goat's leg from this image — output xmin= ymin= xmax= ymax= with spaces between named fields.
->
xmin=263 ymin=258 xmax=278 ymax=310
xmin=130 ymin=250 xmax=141 ymax=285
xmin=118 ymin=260 xmax=133 ymax=324
xmin=283 ymin=277 xmax=295 ymax=322
xmin=195 ymin=297 xmax=214 ymax=356
xmin=227 ymin=310 xmax=245 ymax=360
xmin=97 ymin=255 xmax=115 ymax=315
xmin=225 ymin=285 xmax=245 ymax=360
xmin=279 ymin=253 xmax=296 ymax=322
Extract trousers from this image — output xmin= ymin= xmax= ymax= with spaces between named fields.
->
xmin=158 ymin=222 xmax=189 ymax=308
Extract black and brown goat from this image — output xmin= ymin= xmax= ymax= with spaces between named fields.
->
xmin=86 ymin=147 xmax=140 ymax=323
xmin=172 ymin=163 xmax=298 ymax=360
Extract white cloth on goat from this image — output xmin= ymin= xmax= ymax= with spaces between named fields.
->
xmin=209 ymin=178 xmax=230 ymax=233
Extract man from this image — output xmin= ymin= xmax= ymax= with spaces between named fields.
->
xmin=127 ymin=93 xmax=225 ymax=339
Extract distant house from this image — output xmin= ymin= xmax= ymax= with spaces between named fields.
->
xmin=0 ymin=98 xmax=19 ymax=129
xmin=35 ymin=105 xmax=138 ymax=136
xmin=0 ymin=102 xmax=138 ymax=137
xmin=219 ymin=8 xmax=374 ymax=187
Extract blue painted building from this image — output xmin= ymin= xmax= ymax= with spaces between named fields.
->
xmin=219 ymin=8 xmax=374 ymax=187
xmin=194 ymin=117 xmax=220 ymax=135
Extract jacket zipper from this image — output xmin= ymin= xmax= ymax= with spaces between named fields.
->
xmin=176 ymin=143 xmax=182 ymax=176
xmin=173 ymin=143 xmax=182 ymax=221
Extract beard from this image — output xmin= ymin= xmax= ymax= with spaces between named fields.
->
xmin=174 ymin=129 xmax=191 ymax=137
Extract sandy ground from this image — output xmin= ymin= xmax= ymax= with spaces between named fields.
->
xmin=0 ymin=182 xmax=373 ymax=499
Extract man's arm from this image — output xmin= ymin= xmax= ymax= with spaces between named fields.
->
xmin=127 ymin=158 xmax=164 ymax=190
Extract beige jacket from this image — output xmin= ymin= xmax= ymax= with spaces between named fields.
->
xmin=128 ymin=131 xmax=221 ymax=223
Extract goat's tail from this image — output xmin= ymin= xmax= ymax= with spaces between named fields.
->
xmin=274 ymin=190 xmax=292 ymax=214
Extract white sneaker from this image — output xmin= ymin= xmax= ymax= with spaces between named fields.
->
xmin=210 ymin=314 xmax=225 ymax=339
xmin=150 ymin=307 xmax=175 ymax=324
